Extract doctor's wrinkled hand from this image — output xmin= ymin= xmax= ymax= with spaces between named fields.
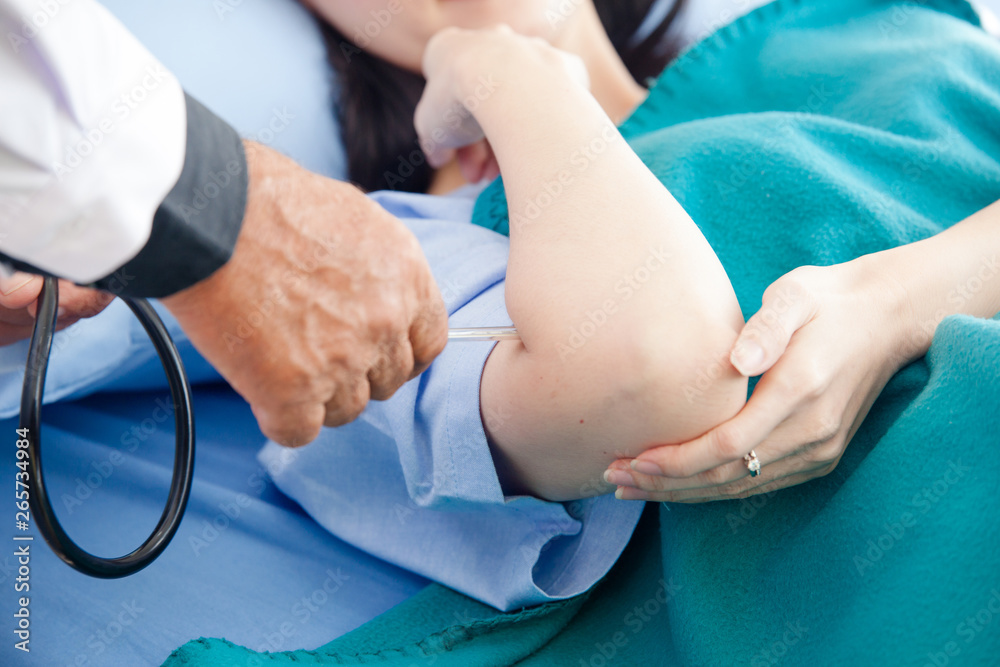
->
xmin=161 ymin=141 xmax=448 ymax=447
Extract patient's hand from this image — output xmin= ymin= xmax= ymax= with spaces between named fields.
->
xmin=0 ymin=272 xmax=114 ymax=346
xmin=605 ymin=260 xmax=913 ymax=502
xmin=415 ymin=26 xmax=747 ymax=501
xmin=415 ymin=25 xmax=588 ymax=173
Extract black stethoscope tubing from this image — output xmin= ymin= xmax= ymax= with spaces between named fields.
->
xmin=20 ymin=276 xmax=195 ymax=578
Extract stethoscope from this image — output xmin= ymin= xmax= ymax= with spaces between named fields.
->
xmin=22 ymin=278 xmax=195 ymax=578
xmin=22 ymin=276 xmax=518 ymax=578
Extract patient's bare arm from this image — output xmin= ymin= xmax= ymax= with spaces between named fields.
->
xmin=417 ymin=28 xmax=748 ymax=501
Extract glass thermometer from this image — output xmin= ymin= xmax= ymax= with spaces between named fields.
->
xmin=447 ymin=326 xmax=520 ymax=342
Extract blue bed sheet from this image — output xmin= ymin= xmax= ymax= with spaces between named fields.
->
xmin=0 ymin=384 xmax=428 ymax=666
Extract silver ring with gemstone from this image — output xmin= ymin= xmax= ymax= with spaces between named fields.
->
xmin=744 ymin=450 xmax=761 ymax=477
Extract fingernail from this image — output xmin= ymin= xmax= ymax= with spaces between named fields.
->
xmin=616 ymin=487 xmax=649 ymax=501
xmin=630 ymin=459 xmax=663 ymax=476
xmin=0 ymin=272 xmax=34 ymax=296
xmin=56 ymin=307 xmax=67 ymax=319
xmin=731 ymin=340 xmax=764 ymax=376
xmin=603 ymin=469 xmax=634 ymax=486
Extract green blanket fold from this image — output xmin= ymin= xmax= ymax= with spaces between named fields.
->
xmin=165 ymin=0 xmax=1000 ymax=664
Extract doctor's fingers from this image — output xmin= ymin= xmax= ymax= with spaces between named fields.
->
xmin=0 ymin=307 xmax=99 ymax=345
xmin=0 ymin=272 xmax=43 ymax=309
xmin=0 ymin=275 xmax=112 ymax=319
xmin=0 ymin=306 xmax=36 ymax=326
xmin=0 ymin=322 xmax=37 ymax=345
xmin=25 ymin=282 xmax=115 ymax=320
xmin=408 ymin=291 xmax=448 ymax=379
xmin=366 ymin=332 xmax=416 ymax=401
xmin=323 ymin=370 xmax=373 ymax=428
xmin=253 ymin=400 xmax=326 ymax=449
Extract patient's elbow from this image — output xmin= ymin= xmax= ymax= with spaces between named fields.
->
xmin=592 ymin=302 xmax=749 ymax=460
xmin=486 ymin=291 xmax=747 ymax=502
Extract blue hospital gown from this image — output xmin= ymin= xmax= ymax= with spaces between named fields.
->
xmin=255 ymin=186 xmax=644 ymax=611
xmin=0 ymin=185 xmax=644 ymax=613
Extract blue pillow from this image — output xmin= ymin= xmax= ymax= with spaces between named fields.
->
xmin=99 ymin=0 xmax=346 ymax=179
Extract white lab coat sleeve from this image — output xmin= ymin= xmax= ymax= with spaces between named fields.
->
xmin=0 ymin=0 xmax=185 ymax=284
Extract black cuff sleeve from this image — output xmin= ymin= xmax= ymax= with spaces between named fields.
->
xmin=90 ymin=93 xmax=248 ymax=298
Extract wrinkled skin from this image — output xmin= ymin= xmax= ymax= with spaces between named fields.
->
xmin=161 ymin=141 xmax=448 ymax=446
xmin=2 ymin=140 xmax=448 ymax=448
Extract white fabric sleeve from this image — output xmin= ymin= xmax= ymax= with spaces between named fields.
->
xmin=0 ymin=0 xmax=185 ymax=283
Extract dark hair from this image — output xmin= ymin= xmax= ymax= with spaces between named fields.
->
xmin=316 ymin=0 xmax=687 ymax=193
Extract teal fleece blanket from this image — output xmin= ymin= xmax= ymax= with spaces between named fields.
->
xmin=165 ymin=0 xmax=1000 ymax=664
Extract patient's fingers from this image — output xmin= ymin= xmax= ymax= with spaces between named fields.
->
xmin=414 ymin=70 xmax=485 ymax=168
xmin=456 ymin=140 xmax=499 ymax=184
